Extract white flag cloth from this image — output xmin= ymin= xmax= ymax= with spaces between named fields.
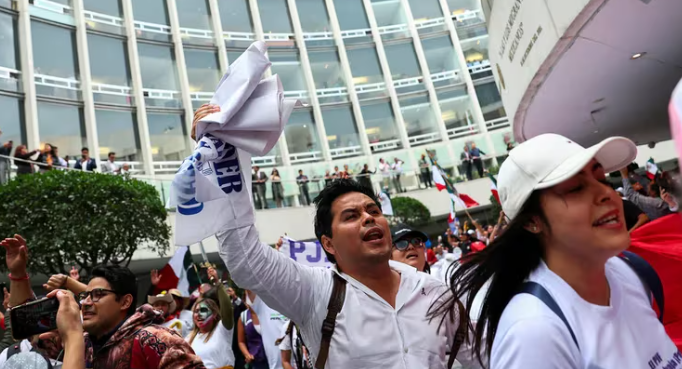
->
xmin=378 ymin=191 xmax=393 ymax=216
xmin=171 ymin=41 xmax=300 ymax=245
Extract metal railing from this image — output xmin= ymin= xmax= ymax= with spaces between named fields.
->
xmin=340 ymin=28 xmax=372 ymax=39
xmin=377 ymin=24 xmax=409 ymax=35
xmin=33 ymin=0 xmax=71 ymax=14
xmin=34 ymin=74 xmax=80 ymax=91
xmin=92 ymin=83 xmax=132 ymax=97
xmin=179 ymin=27 xmax=214 ymax=39
xmin=330 ymin=145 xmax=362 ymax=159
xmin=408 ymin=132 xmax=441 ymax=146
xmin=447 ymin=125 xmax=480 ymax=139
xmin=83 ymin=10 xmax=124 ymax=28
xmin=302 ymin=31 xmax=334 ymax=41
xmin=134 ymin=20 xmax=172 ymax=35
xmin=485 ymin=117 xmax=510 ymax=131
xmin=222 ymin=31 xmax=257 ymax=41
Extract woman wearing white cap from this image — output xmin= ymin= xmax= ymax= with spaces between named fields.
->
xmin=430 ymin=134 xmax=677 ymax=368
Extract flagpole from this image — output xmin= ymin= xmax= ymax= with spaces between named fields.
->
xmin=427 ymin=149 xmax=472 ymax=220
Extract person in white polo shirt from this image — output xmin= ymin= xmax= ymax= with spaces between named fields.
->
xmin=216 ymin=179 xmax=476 ymax=368
xmin=432 ymin=133 xmax=677 ymax=368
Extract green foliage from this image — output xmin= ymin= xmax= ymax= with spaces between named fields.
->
xmin=391 ymin=196 xmax=431 ymax=226
xmin=490 ymin=194 xmax=502 ymax=216
xmin=487 ymin=166 xmax=500 ymax=175
xmin=0 ymin=171 xmax=171 ymax=276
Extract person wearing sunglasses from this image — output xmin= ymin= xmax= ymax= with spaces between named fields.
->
xmin=390 ymin=225 xmax=429 ymax=273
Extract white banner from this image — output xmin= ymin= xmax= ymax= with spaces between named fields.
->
xmin=279 ymin=237 xmax=332 ymax=269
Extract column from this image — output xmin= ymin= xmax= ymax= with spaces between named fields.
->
xmin=207 ymin=0 xmax=229 ymax=72
xmin=400 ymin=0 xmax=456 ymax=166
xmin=73 ymin=0 xmax=101 ymax=169
xmin=439 ymin=0 xmax=498 ymax=165
xmin=324 ymin=0 xmax=372 ymax=159
xmin=286 ymin=0 xmax=332 ymax=162
xmin=121 ymin=0 xmax=154 ymax=175
xmin=16 ymin=0 xmax=40 ymax=150
xmin=167 ymin=0 xmax=196 ymax=152
xmin=248 ymin=0 xmax=291 ymax=167
xmin=360 ymin=0 xmax=411 ymax=153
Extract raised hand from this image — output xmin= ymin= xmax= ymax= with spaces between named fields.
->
xmin=45 ymin=290 xmax=83 ymax=342
xmin=191 ymin=104 xmax=220 ymax=140
xmin=276 ymin=237 xmax=284 ymax=251
xmin=43 ymin=274 xmax=68 ymax=292
xmin=1 ymin=234 xmax=28 ymax=277
xmin=150 ymin=269 xmax=162 ymax=286
xmin=69 ymin=266 xmax=80 ymax=281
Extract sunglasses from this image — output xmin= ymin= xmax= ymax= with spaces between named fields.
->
xmin=393 ymin=238 xmax=424 ymax=251
xmin=77 ymin=288 xmax=118 ymax=303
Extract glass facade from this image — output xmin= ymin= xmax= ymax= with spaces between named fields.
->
xmin=3 ymin=0 xmax=508 ymax=190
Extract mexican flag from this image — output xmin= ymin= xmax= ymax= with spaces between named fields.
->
xmin=487 ymin=172 xmax=500 ymax=204
xmin=155 ymin=246 xmax=200 ymax=296
xmin=432 ymin=165 xmax=479 ymax=209
xmin=646 ymin=158 xmax=659 ymax=180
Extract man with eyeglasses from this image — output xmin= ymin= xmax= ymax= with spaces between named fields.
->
xmin=0 ymin=235 xmax=206 ymax=368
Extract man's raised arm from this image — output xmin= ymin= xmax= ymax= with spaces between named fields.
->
xmin=217 ymin=225 xmax=331 ymax=326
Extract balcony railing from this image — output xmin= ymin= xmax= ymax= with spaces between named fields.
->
xmin=302 ymin=31 xmax=334 ymax=41
xmin=468 ymin=60 xmax=491 ymax=74
xmin=34 ymin=73 xmax=80 ymax=90
xmin=134 ymin=20 xmax=172 ymax=35
xmin=485 ymin=117 xmax=510 ymax=131
xmin=377 ymin=24 xmax=408 ymax=35
xmin=369 ymin=139 xmax=400 ymax=152
xmin=0 ymin=66 xmax=20 ymax=81
xmin=316 ymin=86 xmax=348 ymax=98
xmin=83 ymin=10 xmax=124 ymax=28
xmin=284 ymin=90 xmax=309 ymax=99
xmin=263 ymin=33 xmax=295 ymax=42
xmin=32 ymin=0 xmax=71 ymax=14
xmin=431 ymin=70 xmax=461 ymax=83
xmin=222 ymin=31 xmax=257 ymax=41
xmin=340 ymin=28 xmax=371 ymax=39
xmin=447 ymin=124 xmax=480 ymax=139
xmin=189 ymin=92 xmax=213 ymax=102
xmin=179 ymin=27 xmax=214 ymax=39
xmin=414 ymin=18 xmax=445 ymax=30
xmin=330 ymin=145 xmax=362 ymax=159
xmin=408 ymin=132 xmax=440 ymax=146
xmin=289 ymin=151 xmax=323 ymax=164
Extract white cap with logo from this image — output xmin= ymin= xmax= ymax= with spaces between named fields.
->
xmin=498 ymin=134 xmax=637 ymax=220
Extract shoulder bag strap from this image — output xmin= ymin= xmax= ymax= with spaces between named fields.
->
xmin=447 ymin=299 xmax=468 ymax=369
xmin=314 ymin=273 xmax=347 ymax=369
xmin=519 ymin=281 xmax=580 ymax=350
xmin=619 ymin=250 xmax=665 ymax=321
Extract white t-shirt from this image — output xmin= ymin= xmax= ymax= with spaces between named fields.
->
xmin=186 ymin=321 xmax=235 ymax=369
xmin=179 ymin=309 xmax=195 ymax=331
xmin=391 ymin=161 xmax=403 ymax=174
xmin=492 ymin=257 xmax=678 ymax=368
xmin=162 ymin=317 xmax=187 ymax=337
xmin=251 ymin=296 xmax=288 ymax=369
xmin=379 ymin=162 xmax=390 ymax=177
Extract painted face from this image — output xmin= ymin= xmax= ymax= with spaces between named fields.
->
xmin=193 ymin=302 xmax=216 ymax=331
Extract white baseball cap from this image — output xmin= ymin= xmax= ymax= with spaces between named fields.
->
xmin=498 ymin=134 xmax=637 ymax=220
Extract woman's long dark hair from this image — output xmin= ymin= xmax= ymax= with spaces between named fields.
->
xmin=428 ymin=191 xmax=549 ymax=366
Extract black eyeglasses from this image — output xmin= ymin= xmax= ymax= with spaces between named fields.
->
xmin=77 ymin=288 xmax=118 ymax=303
xmin=393 ymin=238 xmax=424 ymax=251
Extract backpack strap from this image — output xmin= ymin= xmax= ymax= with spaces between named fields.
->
xmin=619 ymin=250 xmax=664 ymax=322
xmin=519 ymin=282 xmax=580 ymax=350
xmin=6 ymin=343 xmax=21 ymax=360
xmin=314 ymin=273 xmax=347 ymax=369
xmin=447 ymin=300 xmax=468 ymax=369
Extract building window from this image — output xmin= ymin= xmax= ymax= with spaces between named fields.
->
xmin=184 ymin=48 xmax=221 ymax=92
xmin=95 ymin=109 xmax=141 ymax=162
xmin=361 ymin=101 xmax=401 ymax=151
xmin=217 ymin=0 xmax=253 ymax=33
xmin=88 ymin=33 xmax=130 ymax=86
xmin=37 ymin=102 xmax=86 ymax=159
xmin=32 ymin=21 xmax=78 ymax=79
xmin=257 ymin=0 xmax=293 ymax=34
xmin=176 ymin=0 xmax=211 ymax=30
xmin=147 ymin=112 xmax=188 ymax=161
xmin=132 ymin=0 xmax=169 ymax=25
xmin=0 ymin=95 xmax=25 ymax=145
xmin=83 ymin=0 xmax=122 ymax=16
xmin=285 ymin=109 xmax=319 ymax=155
xmin=475 ymin=81 xmax=506 ymax=121
xmin=321 ymin=106 xmax=360 ymax=155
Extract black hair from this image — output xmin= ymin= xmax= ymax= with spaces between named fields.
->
xmin=649 ymin=182 xmax=661 ymax=197
xmin=91 ymin=264 xmax=138 ymax=315
xmin=81 ymin=147 xmax=89 ymax=152
xmin=659 ymin=172 xmax=680 ymax=197
xmin=428 ymin=191 xmax=548 ymax=366
xmin=313 ymin=178 xmax=381 ymax=263
xmin=108 ymin=152 xmax=116 ymax=157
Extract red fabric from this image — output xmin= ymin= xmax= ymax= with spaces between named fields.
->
xmin=459 ymin=194 xmax=479 ymax=208
xmin=0 ymin=317 xmax=5 ymax=331
xmin=471 ymin=241 xmax=486 ymax=253
xmin=426 ymin=249 xmax=438 ymax=265
xmin=154 ymin=263 xmax=180 ymax=295
xmin=629 ymin=214 xmax=682 ymax=351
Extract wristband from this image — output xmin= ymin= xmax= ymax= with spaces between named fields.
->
xmin=62 ymin=276 xmax=70 ymax=288
xmin=8 ymin=273 xmax=29 ymax=281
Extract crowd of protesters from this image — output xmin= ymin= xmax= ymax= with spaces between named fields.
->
xmin=0 ymin=103 xmax=679 ymax=369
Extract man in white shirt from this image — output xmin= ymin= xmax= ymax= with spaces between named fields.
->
xmin=218 ymin=178 xmax=475 ymax=368
xmin=101 ymin=152 xmax=120 ymax=174
xmin=391 ymin=157 xmax=405 ymax=193
xmin=378 ymin=158 xmax=391 ymax=191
